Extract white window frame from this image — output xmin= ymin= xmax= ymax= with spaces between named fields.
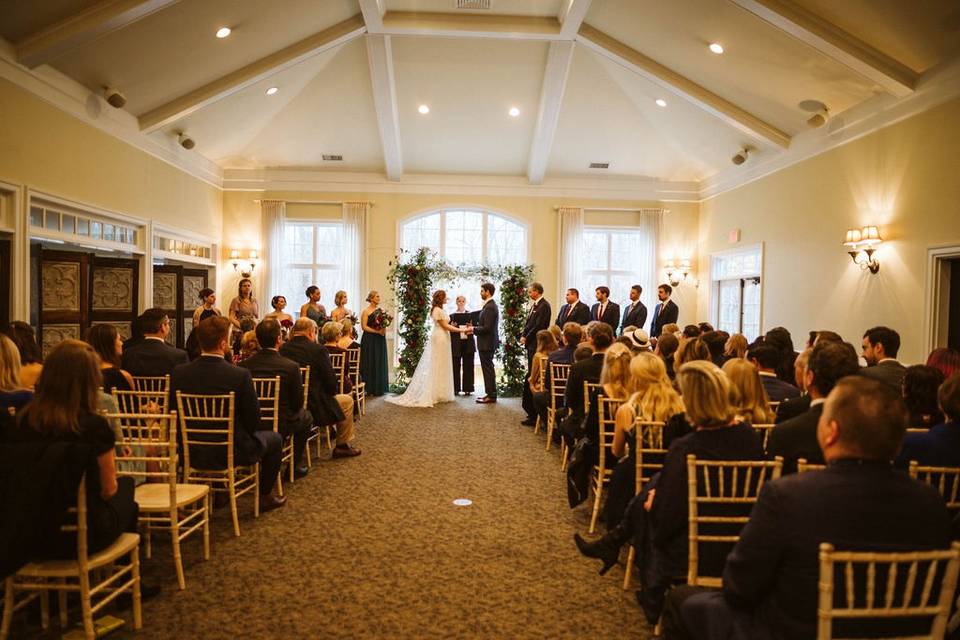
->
xmin=396 ymin=206 xmax=529 ymax=265
xmin=709 ymin=243 xmax=765 ymax=339
xmin=282 ymin=220 xmax=344 ymax=297
xmin=581 ymin=225 xmax=650 ymax=300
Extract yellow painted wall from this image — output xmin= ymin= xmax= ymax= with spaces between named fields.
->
xmin=0 ymin=78 xmax=221 ymax=236
xmin=698 ymin=97 xmax=960 ymax=363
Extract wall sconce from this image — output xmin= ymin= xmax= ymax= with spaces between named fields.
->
xmin=230 ymin=249 xmax=258 ymax=278
xmin=843 ymin=226 xmax=882 ymax=274
xmin=664 ymin=259 xmax=691 ymax=287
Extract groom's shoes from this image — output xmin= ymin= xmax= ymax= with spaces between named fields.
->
xmin=476 ymin=396 xmax=497 ymax=404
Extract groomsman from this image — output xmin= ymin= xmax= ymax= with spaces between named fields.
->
xmin=555 ymin=288 xmax=591 ymax=328
xmin=590 ymin=286 xmax=620 ymax=334
xmin=472 ymin=283 xmax=500 ymax=404
xmin=650 ymin=283 xmax=679 ymax=337
xmin=520 ymin=282 xmax=552 ymax=426
xmin=450 ymin=295 xmax=476 ymax=395
xmin=620 ymin=284 xmax=648 ymax=335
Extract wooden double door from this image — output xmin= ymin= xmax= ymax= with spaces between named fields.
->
xmin=153 ymin=265 xmax=209 ymax=348
xmin=33 ymin=247 xmax=139 ymax=357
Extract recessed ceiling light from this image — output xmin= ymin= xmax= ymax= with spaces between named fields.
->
xmin=655 ymin=98 xmax=667 ymax=107
xmin=418 ymin=104 xmax=430 ymax=114
xmin=265 ymin=87 xmax=278 ymax=96
xmin=215 ymin=26 xmax=232 ymax=39
xmin=508 ymin=106 xmax=520 ymax=117
xmin=709 ymin=42 xmax=724 ymax=54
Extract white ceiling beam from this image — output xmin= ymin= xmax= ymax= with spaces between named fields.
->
xmin=138 ymin=15 xmax=366 ymax=133
xmin=558 ymin=0 xmax=593 ymax=39
xmin=527 ymin=41 xmax=575 ymax=185
xmin=380 ymin=11 xmax=561 ymax=40
xmin=728 ymin=0 xmax=916 ymax=98
xmin=16 ymin=0 xmax=182 ymax=68
xmin=366 ymin=35 xmax=403 ymax=181
xmin=578 ymin=24 xmax=791 ymax=149
xmin=358 ymin=0 xmax=385 ymax=33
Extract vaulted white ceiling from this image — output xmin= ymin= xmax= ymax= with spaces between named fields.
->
xmin=1 ymin=0 xmax=957 ymax=187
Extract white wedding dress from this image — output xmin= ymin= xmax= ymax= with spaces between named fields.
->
xmin=386 ymin=306 xmax=455 ymax=407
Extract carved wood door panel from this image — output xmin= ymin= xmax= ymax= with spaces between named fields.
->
xmin=35 ymin=248 xmax=88 ymax=358
xmin=89 ymin=256 xmax=139 ymax=345
xmin=182 ymin=269 xmax=209 ymax=344
xmin=153 ymin=265 xmax=181 ymax=347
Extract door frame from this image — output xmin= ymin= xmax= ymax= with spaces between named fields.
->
xmin=708 ymin=242 xmax=765 ymax=335
xmin=925 ymin=244 xmax=960 ymax=353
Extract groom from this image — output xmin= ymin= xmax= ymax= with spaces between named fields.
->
xmin=472 ymin=282 xmax=500 ymax=404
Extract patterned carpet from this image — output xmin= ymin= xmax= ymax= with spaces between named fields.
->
xmin=15 ymin=396 xmax=653 ymax=639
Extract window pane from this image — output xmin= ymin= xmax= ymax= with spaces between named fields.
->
xmin=62 ymin=215 xmax=75 ymax=234
xmin=609 ymin=232 xmax=638 ymax=270
xmin=401 ymin=213 xmax=441 ymax=253
xmin=280 ymin=268 xmax=315 ymax=318
xmin=77 ymin=218 xmax=89 ymax=235
xmin=29 ymin=207 xmax=43 ymax=227
xmin=487 ymin=215 xmax=526 ymax=265
xmin=315 ymin=224 xmax=343 ymax=265
xmin=582 ymin=231 xmax=608 ymax=271
xmin=718 ymin=280 xmax=741 ymax=334
xmin=283 ymin=225 xmax=314 ymax=264
xmin=90 ymin=221 xmax=102 ymax=239
xmin=444 ymin=210 xmax=483 ymax=265
xmin=742 ymin=279 xmax=762 ymax=341
xmin=313 ymin=267 xmax=341 ymax=309
xmin=44 ymin=210 xmax=59 ymax=230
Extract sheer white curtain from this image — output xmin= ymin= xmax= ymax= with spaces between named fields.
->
xmin=558 ymin=206 xmax=584 ymax=298
xmin=342 ymin=201 xmax=369 ymax=309
xmin=261 ymin=199 xmax=287 ymax=304
xmin=637 ymin=208 xmax=663 ymax=310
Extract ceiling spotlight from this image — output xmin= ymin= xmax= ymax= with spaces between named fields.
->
xmin=265 ymin=87 xmax=279 ymax=96
xmin=216 ymin=26 xmax=232 ymax=39
xmin=508 ymin=106 xmax=520 ymax=117
xmin=418 ymin=104 xmax=430 ymax=114
xmin=731 ymin=147 xmax=750 ymax=165
xmin=103 ymin=87 xmax=126 ymax=109
xmin=709 ymin=42 xmax=724 ymax=54
xmin=655 ymin=98 xmax=667 ymax=107
xmin=177 ymin=132 xmax=195 ymax=150
xmin=806 ymin=107 xmax=829 ymax=128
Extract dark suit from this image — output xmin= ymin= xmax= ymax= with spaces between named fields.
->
xmin=590 ymin=301 xmax=620 ymax=333
xmin=564 ymin=352 xmax=604 ymax=420
xmin=650 ymin=299 xmax=679 ymax=337
xmin=278 ymin=336 xmax=346 ymax=427
xmin=620 ymin=300 xmax=648 ymax=334
xmin=895 ymin=421 xmax=960 ymax=468
xmin=860 ymin=360 xmax=907 ymax=390
xmin=121 ymin=337 xmax=188 ymax=377
xmin=674 ymin=460 xmax=952 ymax=640
xmin=169 ymin=355 xmax=281 ymax=493
xmin=472 ymin=299 xmax=500 ymax=398
xmin=450 ymin=315 xmax=476 ymax=395
xmin=759 ymin=373 xmax=801 ymax=402
xmin=239 ymin=349 xmax=312 ymax=465
xmin=775 ymin=394 xmax=810 ymax=423
xmin=555 ymin=301 xmax=591 ymax=327
xmin=766 ymin=402 xmax=825 ymax=473
xmin=521 ymin=298 xmax=552 ymax=418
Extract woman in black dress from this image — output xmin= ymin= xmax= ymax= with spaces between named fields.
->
xmin=85 ymin=324 xmax=134 ymax=393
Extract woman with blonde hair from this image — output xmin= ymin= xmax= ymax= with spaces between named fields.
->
xmin=724 ymin=333 xmax=748 ymax=359
xmin=331 ymin=290 xmax=352 ymax=323
xmin=674 ymin=336 xmax=711 ymax=372
xmin=0 ymin=334 xmax=33 ymax=413
xmin=360 ymin=290 xmax=389 ymax=396
xmin=337 ymin=318 xmax=360 ymax=350
xmin=722 ymin=358 xmax=775 ymax=424
xmin=528 ymin=329 xmax=558 ymax=395
xmin=569 ymin=343 xmax=635 ymax=456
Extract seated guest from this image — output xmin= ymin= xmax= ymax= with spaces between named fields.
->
xmin=573 ymin=345 xmax=593 ymax=362
xmin=569 ymin=343 xmax=634 ymax=451
xmin=927 ymin=347 xmax=960 ymax=380
xmin=723 ymin=333 xmax=747 ymax=359
xmin=532 ymin=322 xmax=581 ymax=426
xmin=674 ymin=337 xmax=710 ymax=374
xmin=233 ymin=317 xmax=257 ymax=357
xmin=239 ymin=320 xmax=313 ymax=477
xmin=768 ymin=340 xmax=859 ymax=472
xmin=681 ymin=325 xmax=701 ymax=342
xmin=0 ymin=335 xmax=33 ymax=413
xmin=170 ymin=317 xmax=286 ymax=511
xmin=337 ymin=318 xmax=360 ymax=350
xmin=722 ymin=358 xmax=775 ymax=425
xmin=747 ymin=344 xmax=801 ymax=402
xmin=1 ymin=321 xmax=43 ymax=389
xmin=860 ymin=325 xmax=906 ymax=389
xmin=621 ymin=328 xmax=652 ymax=353
xmin=896 ymin=372 xmax=960 ymax=468
xmin=701 ymin=331 xmax=728 ymax=368
xmin=669 ymin=376 xmax=952 ymax=640
xmin=192 ymin=288 xmax=221 ymax=326
xmin=321 ymin=321 xmax=352 ymax=394
xmin=122 ymin=315 xmax=146 ymax=353
xmin=655 ymin=332 xmax=680 ymax=380
xmin=604 ymin=352 xmax=686 ymax=529
xmin=661 ymin=323 xmax=680 ymax=338
xmin=902 ymin=365 xmax=946 ymax=429
xmin=279 ymin=318 xmax=360 ymax=458
xmin=564 ymin=322 xmax=613 ymax=422
xmin=775 ymin=347 xmax=813 ymax=423
xmin=814 ymin=329 xmax=843 ymax=345
xmin=548 ymin=324 xmax=563 ymax=348
xmin=85 ymin=324 xmax=134 ymax=393
xmin=121 ymin=308 xmax=189 ymax=377
xmin=764 ymin=326 xmax=799 ymax=384
xmin=528 ymin=329 xmax=558 ymax=396
xmin=238 ymin=330 xmax=260 ymax=362
xmin=697 ymin=322 xmax=714 ymax=334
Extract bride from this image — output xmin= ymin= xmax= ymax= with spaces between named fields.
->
xmin=386 ymin=290 xmax=470 ymax=408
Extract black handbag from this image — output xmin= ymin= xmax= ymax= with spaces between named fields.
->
xmin=566 ymin=436 xmax=597 ymax=508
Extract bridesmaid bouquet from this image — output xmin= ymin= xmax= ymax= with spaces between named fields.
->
xmin=369 ymin=309 xmax=393 ymax=331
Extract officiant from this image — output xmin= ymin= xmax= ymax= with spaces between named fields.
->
xmin=450 ymin=295 xmax=476 ymax=396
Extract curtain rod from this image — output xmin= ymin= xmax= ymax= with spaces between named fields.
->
xmin=552 ymin=206 xmax=668 ymax=213
xmin=253 ymin=199 xmax=375 ymax=206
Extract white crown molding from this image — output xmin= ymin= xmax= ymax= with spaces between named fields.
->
xmin=0 ymin=38 xmax=223 ymax=189
xmin=222 ymin=168 xmax=701 ymax=202
xmin=700 ymin=56 xmax=960 ymax=201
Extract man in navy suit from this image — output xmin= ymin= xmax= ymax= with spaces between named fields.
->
xmin=590 ymin=286 xmax=620 ymax=334
xmin=748 ymin=344 xmax=802 ymax=402
xmin=121 ymin=308 xmax=188 ymax=377
xmin=555 ymin=288 xmax=591 ymax=328
xmin=520 ymin=282 xmax=552 ymax=425
xmin=620 ymin=284 xmax=648 ymax=335
xmin=649 ymin=284 xmax=679 ymax=338
xmin=472 ymin=283 xmax=500 ymax=404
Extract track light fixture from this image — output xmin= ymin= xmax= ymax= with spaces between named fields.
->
xmin=731 ymin=147 xmax=750 ymax=165
xmin=177 ymin=132 xmax=195 ymax=150
xmin=103 ymin=87 xmax=126 ymax=109
xmin=807 ymin=107 xmax=829 ymax=128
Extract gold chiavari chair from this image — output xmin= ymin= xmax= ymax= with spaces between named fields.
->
xmin=545 ymin=363 xmax=571 ymax=453
xmin=131 ymin=375 xmax=169 ymax=394
xmin=299 ymin=366 xmax=334 ymax=459
xmin=797 ymin=458 xmax=826 ymax=473
xmin=252 ymin=377 xmax=294 ymax=496
xmin=588 ymin=396 xmax=624 ymax=534
xmin=111 ymin=411 xmax=209 ymax=590
xmin=112 ymin=389 xmax=167 ymax=415
xmin=768 ymin=400 xmax=780 ymax=414
xmin=346 ymin=348 xmax=366 ymax=416
xmin=909 ymin=462 xmax=960 ymax=512
xmin=329 ymin=352 xmax=347 ymax=396
xmin=907 ymin=427 xmax=930 ymax=434
xmin=623 ymin=419 xmax=667 ymax=590
xmin=1 ymin=474 xmax=142 ymax=640
xmin=753 ymin=423 xmax=776 ymax=452
xmin=176 ymin=391 xmax=259 ymax=538
xmin=534 ymin=363 xmax=546 ymax=434
xmin=816 ymin=542 xmax=960 ymax=640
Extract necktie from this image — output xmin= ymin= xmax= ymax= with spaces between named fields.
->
xmin=599 ymin=304 xmax=605 ymax=320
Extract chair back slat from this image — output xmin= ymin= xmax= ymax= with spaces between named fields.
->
xmin=112 ymin=389 xmax=168 ymax=415
xmin=909 ymin=462 xmax=960 ymax=511
xmin=329 ymin=353 xmax=346 ymax=394
xmin=584 ymin=381 xmax=602 ymax=413
xmin=752 ymin=423 xmax=776 ymax=451
xmin=686 ymin=455 xmax=784 ymax=587
xmin=252 ymin=376 xmax=281 ymax=433
xmin=299 ymin=366 xmax=311 ymax=410
xmin=797 ymin=458 xmax=827 ymax=473
xmin=635 ymin=420 xmax=667 ymax=491
xmin=549 ymin=363 xmax=571 ymax=410
xmin=132 ymin=375 xmax=170 ymax=393
xmin=817 ymin=542 xmax=960 ymax=640
xmin=176 ymin=391 xmax=236 ymax=471
xmin=109 ymin=412 xmax=179 ymax=503
xmin=594 ymin=396 xmax=624 ymax=476
xmin=346 ymin=349 xmax=362 ymax=387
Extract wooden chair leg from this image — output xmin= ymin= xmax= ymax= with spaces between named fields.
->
xmin=202 ymin=496 xmax=211 ymax=561
xmin=623 ymin=547 xmax=635 ymax=590
xmin=78 ymin=569 xmax=94 ymax=640
xmin=560 ymin=445 xmax=570 ymax=472
xmin=534 ymin=415 xmax=541 ymax=434
xmin=57 ymin=580 xmax=67 ymax=628
xmin=131 ymin=547 xmax=142 ymax=631
xmin=171 ymin=520 xmax=186 ymax=590
xmin=0 ymin=577 xmax=14 ymax=640
xmin=589 ymin=481 xmax=603 ymax=534
xmin=276 ymin=470 xmax=284 ymax=498
xmin=545 ymin=421 xmax=554 ymax=451
xmin=143 ymin=522 xmax=152 ymax=559
xmin=39 ymin=589 xmax=49 ymax=630
xmin=253 ymin=465 xmax=261 ymax=519
xmin=305 ymin=438 xmax=313 ymax=468
xmin=229 ymin=478 xmax=241 ymax=538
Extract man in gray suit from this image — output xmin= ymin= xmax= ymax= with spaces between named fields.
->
xmin=471 ymin=282 xmax=500 ymax=404
xmin=860 ymin=326 xmax=907 ymax=390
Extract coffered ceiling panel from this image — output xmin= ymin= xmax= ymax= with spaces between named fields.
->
xmin=0 ymin=0 xmax=101 ymax=43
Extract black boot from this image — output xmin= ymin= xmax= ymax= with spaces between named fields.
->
xmin=573 ymin=523 xmax=630 ymax=576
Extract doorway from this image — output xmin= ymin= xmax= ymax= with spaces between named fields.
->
xmin=0 ymin=236 xmax=10 ymax=327
xmin=927 ymin=246 xmax=960 ymax=352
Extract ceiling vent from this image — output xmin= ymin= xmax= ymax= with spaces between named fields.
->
xmin=456 ymin=0 xmax=491 ymax=9
xmin=589 ymin=162 xmax=610 ymax=169
xmin=321 ymin=154 xmax=343 ymax=162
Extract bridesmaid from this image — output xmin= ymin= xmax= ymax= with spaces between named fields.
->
xmin=228 ymin=278 xmax=259 ymax=330
xmin=299 ymin=286 xmax=327 ymax=324
xmin=330 ymin=290 xmax=352 ymax=322
xmin=360 ymin=290 xmax=389 ymax=396
xmin=192 ymin=287 xmax=221 ymax=326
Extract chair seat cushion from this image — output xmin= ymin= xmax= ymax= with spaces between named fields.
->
xmin=17 ymin=533 xmax=140 ymax=576
xmin=135 ymin=483 xmax=209 ymax=510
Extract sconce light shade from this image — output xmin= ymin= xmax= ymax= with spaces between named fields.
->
xmin=843 ymin=228 xmax=862 ymax=246
xmin=249 ymin=249 xmax=259 ymax=260
xmin=860 ymin=225 xmax=881 ymax=245
xmin=843 ymin=226 xmax=882 ymax=274
xmin=229 ymin=249 xmax=240 ymax=259
xmin=664 ymin=259 xmax=691 ymax=287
